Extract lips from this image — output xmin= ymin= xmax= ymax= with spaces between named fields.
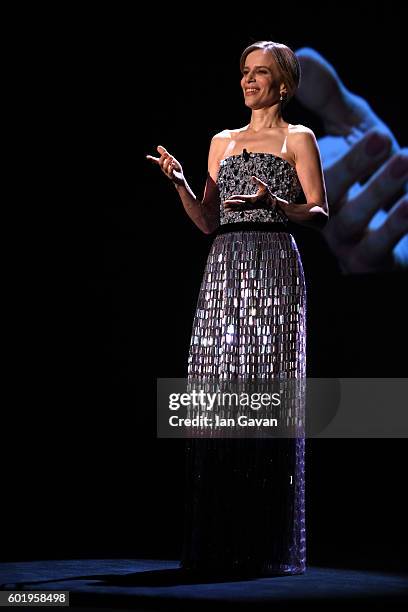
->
xmin=245 ymin=88 xmax=259 ymax=95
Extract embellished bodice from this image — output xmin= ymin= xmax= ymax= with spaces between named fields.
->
xmin=217 ymin=152 xmax=303 ymax=226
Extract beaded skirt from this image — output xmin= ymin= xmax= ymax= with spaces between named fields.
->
xmin=180 ymin=152 xmax=307 ymax=576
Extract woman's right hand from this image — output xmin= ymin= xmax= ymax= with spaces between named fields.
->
xmin=146 ymin=145 xmax=185 ymax=186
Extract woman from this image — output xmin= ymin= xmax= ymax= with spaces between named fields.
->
xmin=147 ymin=40 xmax=328 ymax=576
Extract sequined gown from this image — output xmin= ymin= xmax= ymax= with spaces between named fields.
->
xmin=180 ymin=151 xmax=307 ymax=576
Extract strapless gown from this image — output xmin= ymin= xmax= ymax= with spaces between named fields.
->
xmin=180 ymin=151 xmax=307 ymax=576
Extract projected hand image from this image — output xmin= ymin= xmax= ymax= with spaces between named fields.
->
xmin=295 ymin=48 xmax=407 ymax=274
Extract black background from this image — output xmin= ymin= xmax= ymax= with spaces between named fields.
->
xmin=3 ymin=5 xmax=407 ymax=573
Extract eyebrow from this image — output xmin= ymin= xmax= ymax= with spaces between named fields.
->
xmin=243 ymin=65 xmax=271 ymax=70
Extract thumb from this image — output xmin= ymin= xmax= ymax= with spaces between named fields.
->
xmin=295 ymin=48 xmax=352 ymax=126
xmin=252 ymin=175 xmax=267 ymax=188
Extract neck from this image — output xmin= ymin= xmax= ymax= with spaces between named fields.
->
xmin=247 ymin=106 xmax=286 ymax=132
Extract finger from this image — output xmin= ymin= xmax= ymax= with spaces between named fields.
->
xmin=294 ymin=48 xmax=353 ymax=127
xmin=168 ymin=159 xmax=178 ymax=177
xmin=163 ymin=156 xmax=177 ymax=175
xmin=251 ymin=177 xmax=269 ymax=200
xmin=294 ymin=48 xmax=400 ymax=160
xmin=354 ymin=195 xmax=408 ymax=267
xmin=167 ymin=162 xmax=174 ymax=177
xmin=325 ymin=128 xmax=394 ymax=212
xmin=159 ymin=154 xmax=169 ymax=170
xmin=225 ymin=195 xmax=258 ymax=204
xmin=251 ymin=177 xmax=276 ymax=206
xmin=224 ymin=199 xmax=246 ymax=206
xmin=224 ymin=195 xmax=257 ymax=203
xmin=163 ymin=155 xmax=180 ymax=175
xmin=145 ymin=154 xmax=160 ymax=163
xmin=335 ymin=148 xmax=408 ymax=240
xmin=252 ymin=177 xmax=268 ymax=195
xmin=224 ymin=201 xmax=246 ymax=211
xmin=163 ymin=156 xmax=173 ymax=172
xmin=252 ymin=175 xmax=268 ymax=188
xmin=157 ymin=146 xmax=172 ymax=169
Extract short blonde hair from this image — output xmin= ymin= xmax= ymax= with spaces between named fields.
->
xmin=240 ymin=40 xmax=301 ymax=107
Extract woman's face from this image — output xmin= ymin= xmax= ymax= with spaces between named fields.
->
xmin=240 ymin=49 xmax=284 ymax=110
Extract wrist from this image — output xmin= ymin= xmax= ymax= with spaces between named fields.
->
xmin=275 ymin=196 xmax=290 ymax=210
xmin=173 ymin=178 xmax=186 ymax=190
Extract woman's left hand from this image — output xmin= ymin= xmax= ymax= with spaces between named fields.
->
xmin=223 ymin=176 xmax=280 ymax=212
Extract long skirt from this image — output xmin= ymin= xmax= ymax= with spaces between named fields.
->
xmin=180 ymin=229 xmax=306 ymax=576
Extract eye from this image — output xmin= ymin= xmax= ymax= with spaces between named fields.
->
xmin=242 ymin=68 xmax=268 ymax=75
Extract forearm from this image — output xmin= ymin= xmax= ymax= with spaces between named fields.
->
xmin=174 ymin=178 xmax=217 ymax=234
xmin=277 ymin=199 xmax=329 ymax=231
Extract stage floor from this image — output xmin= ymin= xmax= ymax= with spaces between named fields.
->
xmin=1 ymin=559 xmax=407 ymax=610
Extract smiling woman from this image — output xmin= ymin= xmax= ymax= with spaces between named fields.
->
xmin=240 ymin=41 xmax=301 ymax=111
xmin=147 ymin=38 xmax=328 ymax=578
xmin=178 ymin=40 xmax=319 ymax=578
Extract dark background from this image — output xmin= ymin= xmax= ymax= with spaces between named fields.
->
xmin=3 ymin=5 xmax=407 ymax=573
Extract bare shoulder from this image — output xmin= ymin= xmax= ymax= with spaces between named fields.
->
xmin=210 ymin=129 xmax=232 ymax=148
xmin=288 ymin=124 xmax=319 ymax=160
xmin=212 ymin=128 xmax=232 ymax=139
xmin=207 ymin=129 xmax=231 ymax=181
xmin=208 ymin=129 xmax=231 ymax=162
xmin=289 ymin=124 xmax=316 ymax=138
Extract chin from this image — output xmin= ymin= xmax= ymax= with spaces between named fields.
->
xmin=245 ymin=102 xmax=260 ymax=110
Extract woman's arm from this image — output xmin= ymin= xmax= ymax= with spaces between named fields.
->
xmin=278 ymin=128 xmax=329 ymax=230
xmin=174 ymin=135 xmax=223 ymax=234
